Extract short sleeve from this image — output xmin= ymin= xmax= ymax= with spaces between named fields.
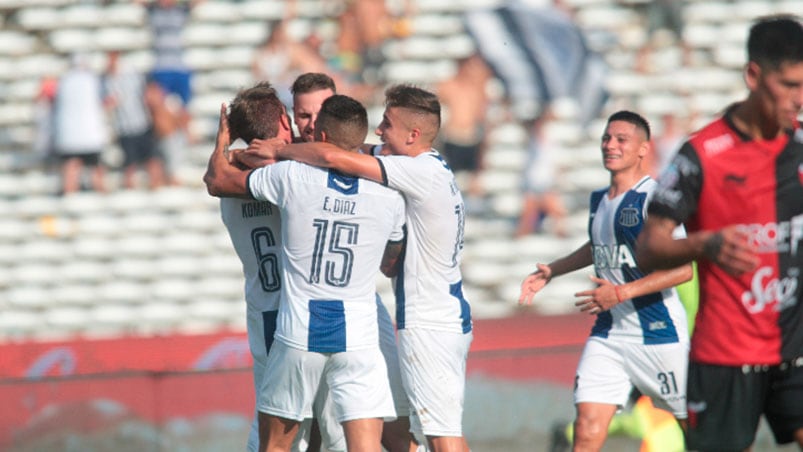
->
xmin=388 ymin=194 xmax=406 ymax=242
xmin=247 ymin=161 xmax=292 ymax=207
xmin=377 ymin=155 xmax=435 ymax=201
xmin=648 ymin=143 xmax=703 ymax=225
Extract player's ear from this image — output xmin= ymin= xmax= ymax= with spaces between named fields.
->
xmin=744 ymin=61 xmax=761 ymax=91
xmin=407 ymin=127 xmax=420 ymax=145
xmin=639 ymin=140 xmax=650 ymax=159
xmin=280 ymin=112 xmax=291 ymax=131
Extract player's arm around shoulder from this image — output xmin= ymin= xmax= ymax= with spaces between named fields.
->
xmin=261 ymin=141 xmax=384 ymax=183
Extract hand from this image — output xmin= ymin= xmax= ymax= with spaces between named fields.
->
xmin=574 ymin=276 xmax=619 ymax=315
xmin=244 ymin=137 xmax=286 ymax=163
xmin=518 ymin=263 xmax=552 ymax=305
xmin=215 ymin=103 xmax=230 ymax=159
xmin=703 ymin=226 xmax=760 ymax=276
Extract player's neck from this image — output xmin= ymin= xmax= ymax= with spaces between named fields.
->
xmin=608 ymin=168 xmax=647 ymax=198
xmin=732 ymin=100 xmax=783 ymax=141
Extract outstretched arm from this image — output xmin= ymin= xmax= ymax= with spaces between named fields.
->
xmin=245 ymin=139 xmax=385 ymax=183
xmin=519 ymin=241 xmax=593 ymax=305
xmin=636 ymin=215 xmax=759 ymax=276
xmin=203 ymin=104 xmax=252 ymax=198
xmin=574 ymin=263 xmax=693 ymax=315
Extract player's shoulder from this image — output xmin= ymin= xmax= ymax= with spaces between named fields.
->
xmin=686 ymin=115 xmax=741 ymax=161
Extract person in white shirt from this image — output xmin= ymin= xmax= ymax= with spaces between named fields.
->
xmin=240 ymin=84 xmax=473 ymax=452
xmin=285 ymin=72 xmax=419 ymax=452
xmin=519 ymin=110 xmax=692 ymax=451
xmin=206 ymin=93 xmax=405 ymax=452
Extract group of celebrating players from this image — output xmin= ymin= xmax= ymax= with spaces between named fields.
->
xmin=203 ymin=14 xmax=803 ymax=452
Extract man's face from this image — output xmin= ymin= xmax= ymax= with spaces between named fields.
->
xmin=752 ymin=61 xmax=803 ymax=131
xmin=375 ymin=107 xmax=411 ymax=155
xmin=600 ymin=120 xmax=647 ymax=173
xmin=293 ymin=88 xmax=334 ymax=142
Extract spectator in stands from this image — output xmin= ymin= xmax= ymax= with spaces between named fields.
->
xmin=137 ymin=0 xmax=202 ymax=144
xmin=144 ymin=79 xmax=184 ymax=186
xmin=331 ymin=0 xmax=413 ymax=86
xmin=435 ymin=53 xmax=493 ymax=200
xmin=515 ymin=107 xmax=568 ymax=238
xmin=634 ymin=0 xmax=692 ymax=72
xmin=33 ymin=75 xmax=58 ymax=167
xmin=647 ymin=111 xmax=688 ymax=178
xmin=103 ymin=50 xmax=165 ymax=190
xmin=251 ymin=20 xmax=335 ymax=109
xmin=52 ymin=53 xmax=109 ymax=195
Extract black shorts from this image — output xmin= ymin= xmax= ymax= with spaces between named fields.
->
xmin=119 ymin=129 xmax=157 ymax=166
xmin=60 ymin=152 xmax=102 ymax=166
xmin=440 ymin=140 xmax=481 ymax=173
xmin=686 ymin=360 xmax=803 ymax=451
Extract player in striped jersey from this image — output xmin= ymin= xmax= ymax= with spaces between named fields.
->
xmin=519 ymin=110 xmax=693 ymax=451
xmin=291 ymin=73 xmax=420 ymax=452
xmin=206 ymin=94 xmax=405 ymax=452
xmin=210 ymin=82 xmax=312 ymax=452
xmin=242 ymin=84 xmax=472 ymax=452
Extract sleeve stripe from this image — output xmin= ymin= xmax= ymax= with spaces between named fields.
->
xmin=246 ymin=169 xmax=256 ymax=199
xmin=376 ymin=157 xmax=388 ymax=186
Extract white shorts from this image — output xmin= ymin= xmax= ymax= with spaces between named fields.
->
xmin=398 ymin=328 xmax=473 ymax=437
xmin=574 ymin=337 xmax=688 ymax=419
xmin=246 ymin=309 xmax=325 ymax=452
xmin=377 ymin=296 xmax=411 ymax=417
xmin=258 ymin=341 xmax=396 ymax=423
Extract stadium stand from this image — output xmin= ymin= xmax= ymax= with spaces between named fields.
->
xmin=0 ymin=0 xmax=801 ymax=344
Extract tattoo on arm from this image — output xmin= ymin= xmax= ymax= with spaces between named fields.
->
xmin=703 ymin=232 xmax=724 ymax=262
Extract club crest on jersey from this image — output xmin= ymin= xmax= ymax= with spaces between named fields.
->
xmin=618 ymin=207 xmax=640 ymax=227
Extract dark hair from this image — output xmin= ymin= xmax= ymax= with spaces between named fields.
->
xmin=227 ymin=82 xmax=285 ymax=142
xmin=384 ymin=84 xmax=441 ymax=119
xmin=747 ymin=15 xmax=803 ymax=70
xmin=384 ymin=84 xmax=441 ymax=143
xmin=315 ymin=94 xmax=368 ymax=151
xmin=291 ymin=72 xmax=336 ymax=96
xmin=607 ymin=110 xmax=651 ymax=140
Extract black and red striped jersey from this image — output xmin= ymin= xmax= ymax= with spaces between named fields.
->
xmin=649 ymin=109 xmax=803 ymax=366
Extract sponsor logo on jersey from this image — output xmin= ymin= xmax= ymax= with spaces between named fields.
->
xmin=702 ymin=133 xmax=734 ymax=157
xmin=593 ymin=244 xmax=637 ymax=269
xmin=740 ymin=214 xmax=803 ymax=255
xmin=724 ymin=173 xmax=747 ymax=187
xmin=618 ymin=207 xmax=640 ymax=227
xmin=742 ymin=265 xmax=799 ymax=313
xmin=648 ymin=320 xmax=667 ymax=331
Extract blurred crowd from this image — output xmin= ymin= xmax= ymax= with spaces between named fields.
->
xmin=30 ymin=0 xmax=696 ymax=241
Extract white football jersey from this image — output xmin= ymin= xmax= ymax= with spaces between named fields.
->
xmin=377 ymin=151 xmax=472 ymax=334
xmin=249 ymin=161 xmax=406 ymax=352
xmin=588 ymin=176 xmax=688 ymax=344
xmin=220 ymin=198 xmax=282 ymax=313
